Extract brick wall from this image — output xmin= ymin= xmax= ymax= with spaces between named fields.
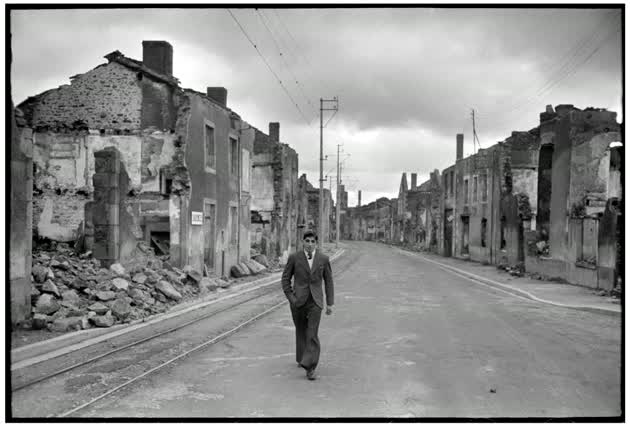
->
xmin=22 ymin=62 xmax=142 ymax=131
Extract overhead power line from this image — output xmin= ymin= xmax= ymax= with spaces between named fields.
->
xmin=475 ymin=13 xmax=621 ymax=129
xmin=271 ymin=9 xmax=334 ymax=96
xmin=227 ymin=9 xmax=312 ymax=126
xmin=255 ymin=9 xmax=318 ymax=118
xmin=482 ymin=10 xmax=620 ymax=117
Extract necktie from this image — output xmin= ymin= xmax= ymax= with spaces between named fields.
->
xmin=308 ymin=253 xmax=312 ymax=260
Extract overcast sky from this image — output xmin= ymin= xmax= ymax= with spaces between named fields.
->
xmin=10 ymin=7 xmax=623 ymax=206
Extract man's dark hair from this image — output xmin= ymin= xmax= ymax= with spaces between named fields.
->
xmin=303 ymin=231 xmax=318 ymax=241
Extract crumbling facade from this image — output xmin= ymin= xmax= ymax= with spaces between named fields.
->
xmin=297 ymin=174 xmax=333 ymax=243
xmin=250 ymin=122 xmax=299 ymax=262
xmin=346 ymin=104 xmax=621 ymax=292
xmin=336 ymin=184 xmax=349 ymax=241
xmin=346 ymin=197 xmax=394 ymax=242
xmin=437 ymin=131 xmax=539 ymax=267
xmin=18 ymin=41 xmax=253 ymax=277
xmin=525 ymin=105 xmax=622 ymax=289
xmin=392 ymin=171 xmax=442 ymax=250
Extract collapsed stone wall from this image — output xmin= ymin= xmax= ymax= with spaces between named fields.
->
xmin=19 ymin=62 xmax=142 ymax=131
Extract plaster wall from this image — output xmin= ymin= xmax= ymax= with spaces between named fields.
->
xmin=183 ymin=92 xmax=251 ymax=275
xmin=569 ymin=132 xmax=622 ymax=209
xmin=251 ymin=155 xmax=275 ymax=212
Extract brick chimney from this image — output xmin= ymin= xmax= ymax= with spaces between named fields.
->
xmin=456 ymin=134 xmax=464 ymax=161
xmin=269 ymin=122 xmax=280 ymax=142
xmin=207 ymin=87 xmax=227 ymax=107
xmin=358 ymin=190 xmax=362 ymax=207
xmin=142 ymin=41 xmax=173 ymax=76
xmin=411 ymin=173 xmax=417 ymax=189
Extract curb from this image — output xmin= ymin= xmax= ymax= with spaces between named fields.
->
xmin=12 ymin=248 xmax=346 ymax=369
xmin=397 ymin=249 xmax=621 ymax=317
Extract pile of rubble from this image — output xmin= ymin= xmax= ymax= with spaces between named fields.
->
xmin=27 ymin=243 xmax=266 ymax=333
xmin=497 ymin=262 xmax=525 ymax=277
xmin=230 ymin=255 xmax=270 ymax=278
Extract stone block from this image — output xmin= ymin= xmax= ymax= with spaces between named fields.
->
xmin=94 ymin=187 xmax=120 ymax=205
xmin=93 ymin=172 xmax=120 ymax=189
xmin=94 ymin=151 xmax=121 ymax=173
xmin=92 ymin=204 xmax=120 ymax=226
xmin=94 ymin=225 xmax=120 ymax=246
xmin=156 ymin=280 xmax=182 ymax=301
xmin=50 ymin=316 xmax=84 ymax=332
xmin=10 ymin=276 xmax=31 ymax=324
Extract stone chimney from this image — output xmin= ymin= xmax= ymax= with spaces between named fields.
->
xmin=411 ymin=173 xmax=417 ymax=189
xmin=358 ymin=190 xmax=362 ymax=207
xmin=456 ymin=134 xmax=464 ymax=161
xmin=142 ymin=41 xmax=173 ymax=76
xmin=269 ymin=122 xmax=280 ymax=142
xmin=207 ymin=87 xmax=227 ymax=107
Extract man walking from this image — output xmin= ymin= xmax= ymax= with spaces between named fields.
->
xmin=281 ymin=231 xmax=334 ymax=380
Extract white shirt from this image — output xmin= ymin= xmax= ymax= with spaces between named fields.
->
xmin=304 ymin=249 xmax=316 ymax=269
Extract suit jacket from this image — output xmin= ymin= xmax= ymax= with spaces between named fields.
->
xmin=281 ymin=250 xmax=334 ymax=309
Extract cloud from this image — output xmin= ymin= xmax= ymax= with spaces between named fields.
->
xmin=9 ymin=7 xmax=622 ymax=206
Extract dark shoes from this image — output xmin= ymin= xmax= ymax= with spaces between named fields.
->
xmin=306 ymin=368 xmax=316 ymax=380
xmin=297 ymin=362 xmax=316 ymax=380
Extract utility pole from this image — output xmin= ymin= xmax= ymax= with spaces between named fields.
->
xmin=471 ymin=108 xmax=481 ymax=153
xmin=336 ymin=144 xmax=341 ymax=248
xmin=319 ymin=97 xmax=338 ymax=248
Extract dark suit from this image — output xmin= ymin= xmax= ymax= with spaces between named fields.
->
xmin=281 ymin=250 xmax=334 ymax=370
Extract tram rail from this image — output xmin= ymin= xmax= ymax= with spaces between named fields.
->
xmin=11 ymin=247 xmax=357 ymax=418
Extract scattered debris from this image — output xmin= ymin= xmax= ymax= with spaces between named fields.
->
xmin=21 ymin=241 xmax=274 ymax=339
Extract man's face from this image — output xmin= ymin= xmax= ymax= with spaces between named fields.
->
xmin=303 ymin=237 xmax=316 ymax=254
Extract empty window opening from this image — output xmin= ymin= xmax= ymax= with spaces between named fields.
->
xmin=500 ymin=216 xmax=507 ymax=250
xmin=159 ymin=169 xmax=172 ymax=195
xmin=205 ymin=124 xmax=216 ymax=170
xmin=150 ymin=231 xmax=170 ymax=255
xmin=461 ymin=216 xmax=470 ymax=255
xmin=481 ymin=174 xmax=488 ymax=202
xmin=230 ymin=137 xmax=238 ymax=175
xmin=464 ymin=179 xmax=469 ymax=204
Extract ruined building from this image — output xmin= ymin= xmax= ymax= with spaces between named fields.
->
xmin=393 ymin=171 xmax=442 ymax=249
xmin=346 ymin=197 xmax=394 ymax=242
xmin=335 ymin=184 xmax=349 ymax=241
xmin=17 ymin=40 xmax=254 ymax=277
xmin=525 ymin=105 xmax=622 ymax=289
xmin=297 ymin=174 xmax=333 ymax=243
xmin=250 ymin=122 xmax=299 ymax=261
xmin=437 ymin=105 xmax=621 ymax=290
xmin=439 ymin=130 xmax=540 ymax=265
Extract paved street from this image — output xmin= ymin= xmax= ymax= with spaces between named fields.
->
xmin=78 ymin=241 xmax=621 ymax=418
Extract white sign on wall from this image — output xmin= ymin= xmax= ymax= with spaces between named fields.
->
xmin=191 ymin=211 xmax=203 ymax=225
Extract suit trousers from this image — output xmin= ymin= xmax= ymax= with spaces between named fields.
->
xmin=290 ymin=293 xmax=322 ymax=370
